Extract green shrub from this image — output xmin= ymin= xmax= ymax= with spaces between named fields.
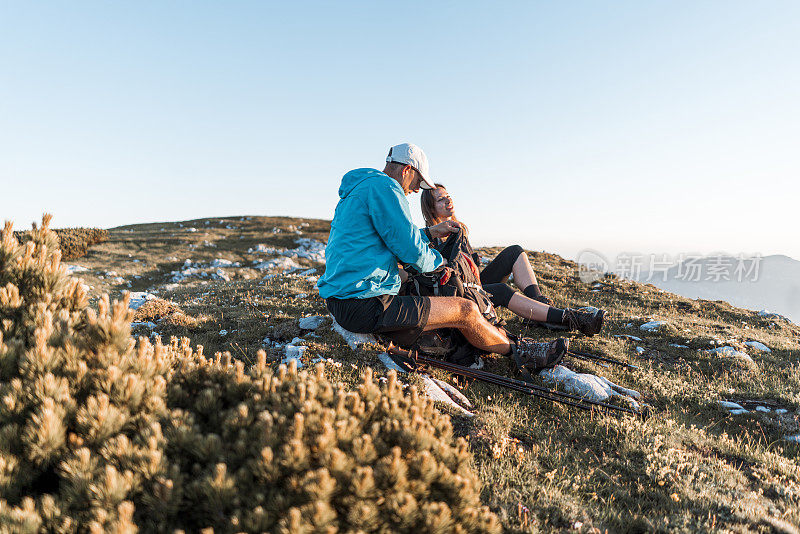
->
xmin=14 ymin=226 xmax=108 ymax=261
xmin=0 ymin=216 xmax=500 ymax=533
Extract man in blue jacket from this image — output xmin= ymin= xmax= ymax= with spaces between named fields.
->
xmin=318 ymin=143 xmax=568 ymax=372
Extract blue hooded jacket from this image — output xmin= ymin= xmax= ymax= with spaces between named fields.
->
xmin=317 ymin=168 xmax=444 ymax=299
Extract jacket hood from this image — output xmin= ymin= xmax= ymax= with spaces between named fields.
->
xmin=338 ymin=168 xmax=389 ymax=199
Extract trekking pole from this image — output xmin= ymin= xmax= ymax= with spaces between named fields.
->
xmin=420 ymin=358 xmax=595 ymax=410
xmin=411 ymin=353 xmax=645 ymax=417
xmin=431 ymin=360 xmax=634 ymax=415
xmin=567 ymin=349 xmax=639 ymax=370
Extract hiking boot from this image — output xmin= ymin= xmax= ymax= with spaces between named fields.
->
xmin=511 ymin=337 xmax=568 ymax=374
xmin=520 ymin=318 xmax=568 ymax=331
xmin=562 ymin=307 xmax=605 ymax=336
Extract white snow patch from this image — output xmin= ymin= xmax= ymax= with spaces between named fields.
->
xmin=254 ymin=239 xmax=323 ymax=265
xmin=755 ymin=406 xmax=771 ymax=413
xmin=168 ymin=258 xmax=241 ymax=282
xmin=744 ymin=341 xmax=771 ymax=353
xmin=776 ymin=408 xmax=788 ymax=415
xmin=421 ymin=375 xmax=474 ymax=416
xmin=284 ymin=238 xmax=326 ymax=262
xmin=131 ymin=321 xmax=158 ymax=329
xmin=219 ymin=330 xmax=228 ymax=336
xmin=171 ymin=268 xmax=202 ymax=282
xmin=669 ymin=344 xmax=689 ymax=349
xmin=248 ymin=244 xmax=285 ymax=254
xmin=539 ymin=365 xmax=641 ymax=407
xmin=432 ymin=378 xmax=474 ymax=409
xmin=635 ymin=347 xmax=645 ymax=355
xmin=614 ymin=334 xmax=643 ymax=342
xmin=705 ymin=346 xmax=754 ymax=362
xmin=377 ymin=353 xmax=472 ymax=416
xmin=254 ymin=257 xmax=302 ymax=273
xmin=718 ymin=401 xmax=745 ymax=411
xmin=64 ymin=265 xmax=89 ymax=274
xmin=210 ymin=258 xmax=240 ymax=268
xmin=284 ymin=344 xmax=307 ymax=360
xmin=331 ymin=319 xmax=376 ymax=349
xmin=128 ymin=292 xmax=158 ymax=310
xmin=639 ymin=321 xmax=667 ymax=332
xmin=784 ymin=434 xmax=800 ymax=443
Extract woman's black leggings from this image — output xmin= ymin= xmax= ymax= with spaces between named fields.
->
xmin=479 ymin=245 xmax=524 ymax=308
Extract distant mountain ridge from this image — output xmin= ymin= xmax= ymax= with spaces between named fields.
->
xmin=643 ymin=254 xmax=800 ymax=323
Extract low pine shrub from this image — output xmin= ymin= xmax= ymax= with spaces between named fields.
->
xmin=14 ymin=226 xmax=108 ymax=261
xmin=0 ymin=216 xmax=500 ymax=533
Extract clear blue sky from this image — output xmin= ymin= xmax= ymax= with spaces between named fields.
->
xmin=2 ymin=1 xmax=798 ymax=262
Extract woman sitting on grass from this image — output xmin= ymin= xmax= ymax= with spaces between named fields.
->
xmin=420 ymin=183 xmax=605 ymax=336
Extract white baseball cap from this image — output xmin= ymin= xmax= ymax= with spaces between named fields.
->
xmin=386 ymin=143 xmax=436 ymax=190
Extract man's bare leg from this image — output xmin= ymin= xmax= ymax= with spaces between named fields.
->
xmin=424 ymin=297 xmax=511 ymax=354
xmin=507 ymin=293 xmax=550 ymax=322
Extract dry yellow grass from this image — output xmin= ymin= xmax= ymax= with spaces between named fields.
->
xmin=63 ymin=215 xmax=800 ymax=533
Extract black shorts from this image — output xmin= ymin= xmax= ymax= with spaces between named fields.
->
xmin=480 ymin=245 xmax=523 ymax=285
xmin=326 ymin=294 xmax=431 ymax=347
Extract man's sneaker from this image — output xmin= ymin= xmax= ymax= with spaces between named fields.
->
xmin=511 ymin=337 xmax=568 ymax=374
xmin=562 ymin=307 xmax=605 ymax=336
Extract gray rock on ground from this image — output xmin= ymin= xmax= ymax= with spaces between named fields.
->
xmin=299 ymin=315 xmax=326 ymax=330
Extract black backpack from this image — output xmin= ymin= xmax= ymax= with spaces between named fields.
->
xmin=400 ymin=228 xmax=504 ymax=365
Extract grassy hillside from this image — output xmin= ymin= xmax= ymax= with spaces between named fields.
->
xmin=66 ymin=215 xmax=800 ymax=533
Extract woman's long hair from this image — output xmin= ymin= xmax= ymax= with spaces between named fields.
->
xmin=421 ymin=183 xmax=468 ymax=237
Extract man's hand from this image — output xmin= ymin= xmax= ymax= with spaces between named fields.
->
xmin=428 ymin=220 xmax=461 ymax=239
xmin=398 ymin=265 xmax=409 ymax=283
